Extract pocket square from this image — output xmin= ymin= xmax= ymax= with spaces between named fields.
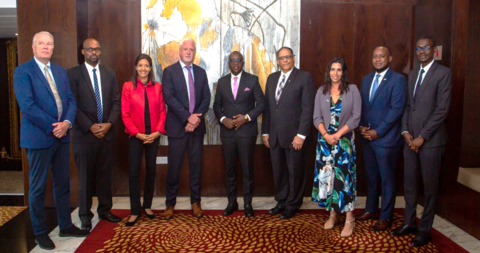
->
xmin=244 ymin=87 xmax=250 ymax=91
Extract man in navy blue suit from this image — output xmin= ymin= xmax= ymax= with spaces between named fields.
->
xmin=14 ymin=31 xmax=89 ymax=250
xmin=355 ymin=46 xmax=407 ymax=231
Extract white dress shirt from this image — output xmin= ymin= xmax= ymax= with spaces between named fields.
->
xmin=220 ymin=71 xmax=251 ymax=123
xmin=179 ymin=60 xmax=195 ymax=101
xmin=369 ymin=67 xmax=389 ymax=101
xmin=85 ymin=62 xmax=103 ymax=107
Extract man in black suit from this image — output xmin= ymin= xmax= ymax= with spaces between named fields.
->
xmin=67 ymin=38 xmax=121 ymax=231
xmin=162 ymin=38 xmax=211 ymax=219
xmin=213 ymin=51 xmax=265 ymax=217
xmin=391 ymin=36 xmax=451 ymax=247
xmin=261 ymin=47 xmax=315 ymax=220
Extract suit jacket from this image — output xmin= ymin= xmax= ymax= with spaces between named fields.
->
xmin=162 ymin=61 xmax=210 ymax=138
xmin=313 ymin=84 xmax=361 ymax=133
xmin=14 ymin=58 xmax=77 ymax=149
xmin=261 ymin=67 xmax=315 ymax=148
xmin=67 ymin=63 xmax=120 ymax=143
xmin=360 ymin=69 xmax=407 ymax=147
xmin=213 ymin=72 xmax=265 ymax=138
xmin=401 ymin=61 xmax=452 ymax=148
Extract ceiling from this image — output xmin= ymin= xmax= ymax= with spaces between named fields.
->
xmin=0 ymin=0 xmax=16 ymax=39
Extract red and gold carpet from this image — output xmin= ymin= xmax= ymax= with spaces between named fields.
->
xmin=0 ymin=206 xmax=27 ymax=227
xmin=75 ymin=209 xmax=467 ymax=253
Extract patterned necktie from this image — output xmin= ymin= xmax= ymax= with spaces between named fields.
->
xmin=369 ymin=74 xmax=381 ymax=103
xmin=233 ymin=76 xmax=238 ymax=100
xmin=276 ymin=75 xmax=287 ymax=104
xmin=186 ymin=65 xmax=195 ymax=113
xmin=413 ymin=69 xmax=425 ymax=103
xmin=44 ymin=65 xmax=63 ymax=120
xmin=93 ymin=68 xmax=103 ymax=123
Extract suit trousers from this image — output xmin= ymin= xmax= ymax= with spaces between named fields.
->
xmin=270 ymin=138 xmax=308 ymax=214
xmin=128 ymin=136 xmax=159 ymax=215
xmin=363 ymin=143 xmax=401 ymax=220
xmin=73 ymin=140 xmax=113 ymax=219
xmin=166 ymin=133 xmax=204 ymax=207
xmin=26 ymin=138 xmax=73 ymax=236
xmin=221 ymin=136 xmax=256 ymax=204
xmin=403 ymin=144 xmax=444 ymax=232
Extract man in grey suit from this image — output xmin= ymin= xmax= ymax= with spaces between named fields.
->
xmin=391 ymin=36 xmax=452 ymax=247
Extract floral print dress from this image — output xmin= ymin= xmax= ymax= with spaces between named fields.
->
xmin=312 ymin=95 xmax=357 ymax=213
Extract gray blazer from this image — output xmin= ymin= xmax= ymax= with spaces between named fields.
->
xmin=313 ymin=84 xmax=361 ymax=133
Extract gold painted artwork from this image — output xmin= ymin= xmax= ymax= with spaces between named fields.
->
xmin=0 ymin=206 xmax=27 ymax=227
xmin=97 ymin=213 xmax=441 ymax=252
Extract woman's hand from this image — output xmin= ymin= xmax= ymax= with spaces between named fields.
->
xmin=324 ymin=134 xmax=338 ymax=146
xmin=135 ymin=133 xmax=148 ymax=142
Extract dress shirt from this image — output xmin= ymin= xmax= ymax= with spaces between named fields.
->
xmin=220 ymin=71 xmax=251 ymax=124
xmin=369 ymin=67 xmax=389 ymax=101
xmin=179 ymin=60 xmax=195 ymax=102
xmin=84 ymin=62 xmax=103 ymax=107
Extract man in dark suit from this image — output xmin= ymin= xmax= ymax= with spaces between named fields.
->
xmin=213 ymin=51 xmax=265 ymax=217
xmin=261 ymin=47 xmax=315 ymax=220
xmin=67 ymin=38 xmax=121 ymax=231
xmin=162 ymin=38 xmax=211 ymax=219
xmin=14 ymin=31 xmax=89 ymax=250
xmin=391 ymin=36 xmax=451 ymax=247
xmin=356 ymin=46 xmax=407 ymax=231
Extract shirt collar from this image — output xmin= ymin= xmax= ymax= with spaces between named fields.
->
xmin=232 ymin=71 xmax=243 ymax=79
xmin=376 ymin=67 xmax=389 ymax=77
xmin=420 ymin=60 xmax=434 ymax=73
xmin=280 ymin=68 xmax=294 ymax=79
xmin=85 ymin=62 xmax=99 ymax=72
xmin=180 ymin=60 xmax=192 ymax=70
xmin=34 ymin=56 xmax=50 ymax=70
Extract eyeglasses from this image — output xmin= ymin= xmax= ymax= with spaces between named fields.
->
xmin=415 ymin=46 xmax=431 ymax=52
xmin=84 ymin=47 xmax=101 ymax=53
xmin=278 ymin=55 xmax=294 ymax=61
xmin=229 ymin=59 xmax=243 ymax=63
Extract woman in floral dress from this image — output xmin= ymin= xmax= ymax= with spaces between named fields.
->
xmin=312 ymin=58 xmax=361 ymax=237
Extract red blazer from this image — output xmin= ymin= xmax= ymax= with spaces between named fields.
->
xmin=121 ymin=79 xmax=167 ymax=136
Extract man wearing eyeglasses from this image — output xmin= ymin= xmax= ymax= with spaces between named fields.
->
xmin=213 ymin=51 xmax=265 ymax=217
xmin=262 ymin=47 xmax=315 ymax=220
xmin=391 ymin=36 xmax=452 ymax=247
xmin=67 ymin=38 xmax=121 ymax=231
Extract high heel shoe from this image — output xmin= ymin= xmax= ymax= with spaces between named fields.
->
xmin=341 ymin=219 xmax=355 ymax=237
xmin=125 ymin=215 xmax=140 ymax=227
xmin=143 ymin=208 xmax=156 ymax=219
xmin=324 ymin=213 xmax=339 ymax=230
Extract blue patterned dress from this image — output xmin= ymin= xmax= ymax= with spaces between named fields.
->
xmin=312 ymin=95 xmax=357 ymax=213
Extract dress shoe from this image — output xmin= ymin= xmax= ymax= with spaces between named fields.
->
xmin=143 ymin=208 xmax=156 ymax=219
xmin=125 ymin=215 xmax=140 ymax=227
xmin=268 ymin=204 xmax=285 ymax=215
xmin=59 ymin=225 xmax=90 ymax=237
xmin=244 ymin=204 xmax=254 ymax=217
xmin=341 ymin=219 xmax=356 ymax=238
xmin=390 ymin=224 xmax=417 ymax=236
xmin=354 ymin=211 xmax=379 ymax=221
xmin=192 ymin=202 xmax=204 ymax=218
xmin=99 ymin=212 xmax=121 ymax=223
xmin=80 ymin=216 xmax=92 ymax=231
xmin=164 ymin=206 xmax=175 ymax=220
xmin=223 ymin=202 xmax=239 ymax=216
xmin=35 ymin=234 xmax=55 ymax=250
xmin=324 ymin=213 xmax=339 ymax=230
xmin=279 ymin=212 xmax=295 ymax=220
xmin=370 ymin=219 xmax=392 ymax=231
xmin=411 ymin=231 xmax=431 ymax=247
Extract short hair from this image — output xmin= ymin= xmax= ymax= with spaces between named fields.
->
xmin=32 ymin=31 xmax=54 ymax=45
xmin=179 ymin=38 xmax=196 ymax=50
xmin=418 ymin=36 xmax=436 ymax=47
xmin=276 ymin=46 xmax=294 ymax=59
xmin=375 ymin=46 xmax=392 ymax=56
xmin=83 ymin=38 xmax=100 ymax=48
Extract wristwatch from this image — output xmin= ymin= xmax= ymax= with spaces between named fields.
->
xmin=245 ymin=115 xmax=249 ymax=122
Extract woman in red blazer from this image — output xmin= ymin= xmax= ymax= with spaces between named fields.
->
xmin=121 ymin=54 xmax=166 ymax=226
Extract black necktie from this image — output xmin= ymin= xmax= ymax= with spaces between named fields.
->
xmin=413 ymin=69 xmax=425 ymax=103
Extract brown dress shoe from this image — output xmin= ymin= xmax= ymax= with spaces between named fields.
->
xmin=355 ymin=211 xmax=379 ymax=221
xmin=370 ymin=219 xmax=392 ymax=231
xmin=192 ymin=203 xmax=204 ymax=218
xmin=164 ymin=206 xmax=175 ymax=220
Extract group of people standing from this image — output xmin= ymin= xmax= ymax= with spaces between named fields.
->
xmin=14 ymin=31 xmax=450 ymax=251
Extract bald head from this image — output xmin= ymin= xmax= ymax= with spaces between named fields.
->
xmin=372 ymin=46 xmax=392 ymax=73
xmin=228 ymin=51 xmax=244 ymax=76
xmin=82 ymin=38 xmax=101 ymax=67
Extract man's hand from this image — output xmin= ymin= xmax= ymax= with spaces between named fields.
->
xmin=324 ymin=134 xmax=338 ymax=146
xmin=185 ymin=123 xmax=195 ymax=132
xmin=402 ymin=132 xmax=414 ymax=146
xmin=361 ymin=128 xmax=379 ymax=141
xmin=232 ymin=114 xmax=246 ymax=130
xmin=188 ymin=113 xmax=202 ymax=128
xmin=262 ymin=135 xmax=270 ymax=149
xmin=91 ymin=123 xmax=112 ymax=139
xmin=52 ymin=121 xmax=70 ymax=138
xmin=223 ymin=118 xmax=234 ymax=129
xmin=410 ymin=136 xmax=425 ymax=153
xmin=358 ymin=126 xmax=369 ymax=134
xmin=292 ymin=136 xmax=305 ymax=150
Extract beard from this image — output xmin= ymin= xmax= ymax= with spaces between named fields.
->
xmin=374 ymin=65 xmax=389 ymax=73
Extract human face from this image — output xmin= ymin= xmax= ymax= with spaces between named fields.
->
xmin=416 ymin=38 xmax=435 ymax=67
xmin=179 ymin=40 xmax=196 ymax=65
xmin=32 ymin=33 xmax=54 ymax=64
xmin=136 ymin=59 xmax=151 ymax=81
xmin=82 ymin=39 xmax=101 ymax=67
xmin=228 ymin=52 xmax=244 ymax=76
xmin=372 ymin=47 xmax=392 ymax=73
xmin=277 ymin=48 xmax=295 ymax=73
xmin=329 ymin=63 xmax=343 ymax=85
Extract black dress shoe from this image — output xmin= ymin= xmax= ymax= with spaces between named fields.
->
xmin=279 ymin=212 xmax=295 ymax=220
xmin=80 ymin=216 xmax=92 ymax=231
xmin=268 ymin=204 xmax=285 ymax=215
xmin=35 ymin=234 xmax=55 ymax=250
xmin=99 ymin=212 xmax=121 ymax=223
xmin=143 ymin=208 xmax=156 ymax=219
xmin=244 ymin=204 xmax=254 ymax=217
xmin=59 ymin=225 xmax=90 ymax=237
xmin=125 ymin=215 xmax=140 ymax=227
xmin=223 ymin=202 xmax=239 ymax=216
xmin=411 ymin=231 xmax=431 ymax=247
xmin=390 ymin=224 xmax=417 ymax=236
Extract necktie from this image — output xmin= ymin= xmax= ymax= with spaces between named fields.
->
xmin=233 ymin=76 xmax=238 ymax=100
xmin=186 ymin=65 xmax=195 ymax=113
xmin=369 ymin=74 xmax=381 ymax=103
xmin=413 ymin=69 xmax=425 ymax=103
xmin=44 ymin=65 xmax=63 ymax=120
xmin=93 ymin=68 xmax=103 ymax=123
xmin=276 ymin=75 xmax=286 ymax=103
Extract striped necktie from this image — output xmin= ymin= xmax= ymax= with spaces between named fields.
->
xmin=93 ymin=68 xmax=103 ymax=123
xmin=44 ymin=65 xmax=63 ymax=120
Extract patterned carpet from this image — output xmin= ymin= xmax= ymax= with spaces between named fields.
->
xmin=0 ymin=206 xmax=27 ymax=227
xmin=76 ymin=209 xmax=467 ymax=253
